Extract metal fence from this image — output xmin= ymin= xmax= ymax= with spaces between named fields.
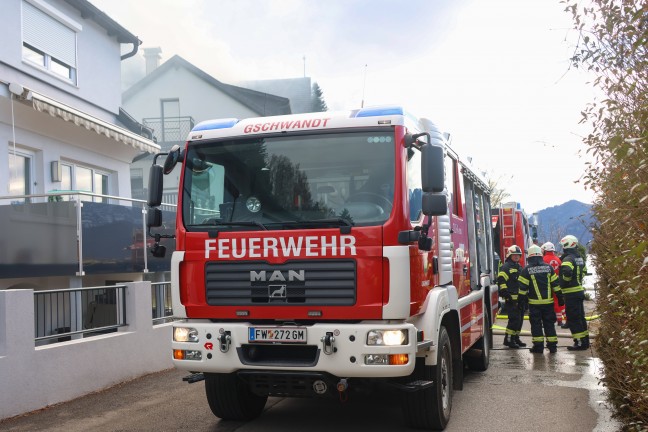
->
xmin=34 ymin=285 xmax=127 ymax=344
xmin=152 ymin=282 xmax=174 ymax=324
xmin=143 ymin=116 xmax=195 ymax=143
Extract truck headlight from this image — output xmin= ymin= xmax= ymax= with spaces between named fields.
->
xmin=174 ymin=327 xmax=199 ymax=342
xmin=366 ymin=329 xmax=408 ymax=346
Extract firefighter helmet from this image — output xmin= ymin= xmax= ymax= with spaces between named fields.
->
xmin=528 ymin=245 xmax=542 ymax=258
xmin=506 ymin=245 xmax=523 ymax=258
xmin=541 ymin=242 xmax=555 ymax=252
xmin=560 ymin=235 xmax=579 ymax=250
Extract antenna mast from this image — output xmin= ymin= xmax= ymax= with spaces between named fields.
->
xmin=361 ymin=64 xmax=368 ymax=108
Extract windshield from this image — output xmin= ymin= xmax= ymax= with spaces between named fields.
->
xmin=181 ymin=131 xmax=395 ymax=230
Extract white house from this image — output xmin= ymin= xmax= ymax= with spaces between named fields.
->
xmin=0 ymin=0 xmax=164 ymax=291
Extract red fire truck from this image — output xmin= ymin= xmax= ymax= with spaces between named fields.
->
xmin=147 ymin=106 xmax=498 ymax=430
xmin=491 ymin=201 xmax=535 ymax=267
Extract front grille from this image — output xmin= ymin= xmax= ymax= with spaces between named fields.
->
xmin=205 ymin=260 xmax=356 ymax=306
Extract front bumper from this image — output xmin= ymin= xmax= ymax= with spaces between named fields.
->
xmin=172 ymin=320 xmax=419 ymax=377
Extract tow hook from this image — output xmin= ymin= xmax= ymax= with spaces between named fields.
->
xmin=337 ymin=378 xmax=349 ymax=402
xmin=336 ymin=378 xmax=348 ymax=392
xmin=218 ymin=331 xmax=231 ymax=353
xmin=321 ymin=332 xmax=336 ymax=355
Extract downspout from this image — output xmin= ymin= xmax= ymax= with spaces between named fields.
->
xmin=120 ymin=38 xmax=142 ymax=61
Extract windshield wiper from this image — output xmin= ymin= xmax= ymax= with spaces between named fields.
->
xmin=275 ymin=218 xmax=354 ymax=228
xmin=190 ymin=220 xmax=268 ymax=230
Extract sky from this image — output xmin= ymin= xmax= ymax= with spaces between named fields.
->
xmin=90 ymin=0 xmax=597 ymax=214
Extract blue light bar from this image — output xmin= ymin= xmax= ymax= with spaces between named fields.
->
xmin=354 ymin=106 xmax=404 ymax=118
xmin=191 ymin=118 xmax=239 ymax=132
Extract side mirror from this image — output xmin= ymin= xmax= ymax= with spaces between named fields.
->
xmin=147 ymin=207 xmax=162 ymax=228
xmin=421 ymin=144 xmax=444 ymax=193
xmin=147 ymin=164 xmax=164 ymax=207
xmin=422 ymin=192 xmax=447 ymax=216
xmin=163 ymin=145 xmax=184 ymax=175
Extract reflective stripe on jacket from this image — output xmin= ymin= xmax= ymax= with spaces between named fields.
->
xmin=559 ymin=251 xmax=586 ymax=294
xmin=519 ymin=262 xmax=561 ymax=305
xmin=498 ymin=259 xmax=521 ymax=300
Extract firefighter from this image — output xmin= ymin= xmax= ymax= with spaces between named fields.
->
xmin=497 ymin=245 xmax=526 ymax=348
xmin=541 ymin=242 xmax=567 ymax=328
xmin=559 ymin=235 xmax=589 ymax=351
xmin=518 ymin=245 xmax=564 ymax=353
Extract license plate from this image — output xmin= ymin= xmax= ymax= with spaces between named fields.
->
xmin=248 ymin=327 xmax=307 ymax=343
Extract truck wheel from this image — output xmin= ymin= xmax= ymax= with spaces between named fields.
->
xmin=204 ymin=372 xmax=267 ymax=421
xmin=402 ymin=325 xmax=453 ymax=430
xmin=465 ymin=312 xmax=491 ymax=371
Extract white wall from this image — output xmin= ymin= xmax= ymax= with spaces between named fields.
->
xmin=0 ymin=282 xmax=174 ymax=420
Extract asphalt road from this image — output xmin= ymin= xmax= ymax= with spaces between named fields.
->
xmin=0 ymin=336 xmax=621 ymax=432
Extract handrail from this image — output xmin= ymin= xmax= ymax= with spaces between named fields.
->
xmin=0 ymin=190 xmax=176 ymax=207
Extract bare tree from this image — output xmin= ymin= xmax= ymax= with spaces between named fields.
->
xmin=484 ymin=171 xmax=512 ymax=208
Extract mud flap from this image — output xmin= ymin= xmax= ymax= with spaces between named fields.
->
xmin=453 ymin=357 xmax=463 ymax=390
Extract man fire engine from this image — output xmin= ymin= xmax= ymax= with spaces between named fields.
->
xmin=147 ymin=106 xmax=498 ymax=430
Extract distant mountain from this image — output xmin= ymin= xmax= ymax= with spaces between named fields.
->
xmin=535 ymin=200 xmax=594 ymax=248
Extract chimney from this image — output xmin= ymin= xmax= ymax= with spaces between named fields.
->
xmin=143 ymin=47 xmax=162 ymax=75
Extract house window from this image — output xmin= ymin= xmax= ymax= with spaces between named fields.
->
xmin=161 ymin=98 xmax=181 ymax=143
xmin=131 ymin=168 xmax=144 ymax=200
xmin=8 ymin=149 xmax=33 ymax=203
xmin=22 ymin=0 xmax=79 ymax=84
xmin=60 ymin=162 xmax=110 ymax=202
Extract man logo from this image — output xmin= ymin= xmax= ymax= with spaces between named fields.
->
xmin=250 ymin=270 xmax=305 ymax=282
xmin=269 ymin=285 xmax=287 ymax=298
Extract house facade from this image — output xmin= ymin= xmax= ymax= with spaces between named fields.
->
xmin=0 ymin=0 xmax=165 ymax=291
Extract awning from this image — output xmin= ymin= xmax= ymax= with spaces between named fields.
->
xmin=30 ymin=92 xmax=160 ymax=154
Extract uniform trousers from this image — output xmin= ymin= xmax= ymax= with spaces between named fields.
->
xmin=503 ymin=299 xmax=524 ymax=336
xmin=564 ymin=291 xmax=589 ymax=340
xmin=529 ymin=303 xmax=558 ymax=346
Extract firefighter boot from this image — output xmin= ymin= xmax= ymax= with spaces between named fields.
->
xmin=574 ymin=336 xmax=590 ymax=351
xmin=547 ymin=344 xmax=558 ymax=354
xmin=567 ymin=339 xmax=581 ymax=351
xmin=514 ymin=336 xmax=527 ymax=348
xmin=529 ymin=343 xmax=544 ymax=354
xmin=504 ymin=334 xmax=519 ymax=349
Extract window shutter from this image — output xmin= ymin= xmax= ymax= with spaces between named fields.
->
xmin=23 ymin=1 xmax=77 ymax=67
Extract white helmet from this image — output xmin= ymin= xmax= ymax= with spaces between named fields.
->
xmin=560 ymin=235 xmax=579 ymax=250
xmin=528 ymin=245 xmax=542 ymax=258
xmin=506 ymin=245 xmax=523 ymax=258
xmin=541 ymin=242 xmax=555 ymax=252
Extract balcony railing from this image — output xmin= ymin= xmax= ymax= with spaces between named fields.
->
xmin=152 ymin=282 xmax=174 ymax=324
xmin=0 ymin=191 xmax=176 ymax=279
xmin=34 ymin=285 xmax=127 ymax=344
xmin=143 ymin=116 xmax=195 ymax=145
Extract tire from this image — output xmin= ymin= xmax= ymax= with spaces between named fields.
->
xmin=402 ymin=326 xmax=453 ymax=430
xmin=204 ymin=372 xmax=267 ymax=421
xmin=465 ymin=311 xmax=491 ymax=372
